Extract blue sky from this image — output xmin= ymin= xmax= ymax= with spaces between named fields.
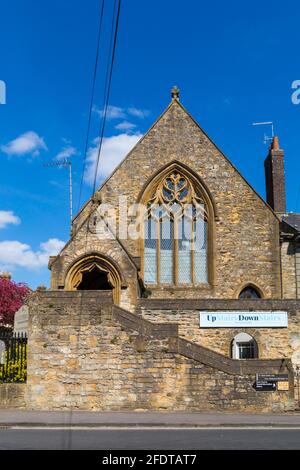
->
xmin=0 ymin=0 xmax=300 ymax=289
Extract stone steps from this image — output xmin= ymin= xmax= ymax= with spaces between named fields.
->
xmin=113 ymin=305 xmax=292 ymax=379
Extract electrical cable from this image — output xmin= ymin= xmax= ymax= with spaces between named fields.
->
xmin=64 ymin=0 xmax=122 ymax=450
xmin=77 ymin=0 xmax=105 ymax=214
xmin=91 ymin=0 xmax=121 ymax=195
xmin=62 ymin=0 xmax=122 ymax=450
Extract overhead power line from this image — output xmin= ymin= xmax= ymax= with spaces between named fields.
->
xmin=91 ymin=0 xmax=122 ymax=195
xmin=63 ymin=0 xmax=122 ymax=451
xmin=77 ymin=0 xmax=105 ymax=213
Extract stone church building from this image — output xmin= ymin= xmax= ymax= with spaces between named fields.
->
xmin=20 ymin=88 xmax=300 ymax=411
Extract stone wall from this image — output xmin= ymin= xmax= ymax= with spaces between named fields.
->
xmin=0 ymin=384 xmax=26 ymax=408
xmin=281 ymin=241 xmax=297 ymax=299
xmin=296 ymin=245 xmax=300 ymax=298
xmin=139 ymin=299 xmax=300 ymax=367
xmin=24 ymin=291 xmax=294 ymax=412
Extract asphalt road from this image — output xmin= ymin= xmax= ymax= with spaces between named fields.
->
xmin=1 ymin=427 xmax=300 ymax=450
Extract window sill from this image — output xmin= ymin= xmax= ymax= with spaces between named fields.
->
xmin=145 ymin=284 xmax=212 ymax=291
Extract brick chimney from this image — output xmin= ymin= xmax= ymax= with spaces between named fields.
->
xmin=264 ymin=136 xmax=286 ymax=213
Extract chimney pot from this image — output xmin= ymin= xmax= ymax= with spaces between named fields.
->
xmin=271 ymin=136 xmax=280 ymax=150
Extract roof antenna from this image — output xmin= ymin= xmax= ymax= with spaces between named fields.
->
xmin=252 ymin=121 xmax=274 ymax=145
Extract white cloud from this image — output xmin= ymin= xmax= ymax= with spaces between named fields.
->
xmin=0 ymin=211 xmax=21 ymax=230
xmin=115 ymin=121 xmax=137 ymax=131
xmin=92 ymin=105 xmax=150 ymax=121
xmin=1 ymin=131 xmax=48 ymax=157
xmin=0 ymin=238 xmax=65 ymax=271
xmin=84 ymin=133 xmax=142 ymax=185
xmin=127 ymin=107 xmax=150 ymax=119
xmin=54 ymin=145 xmax=78 ymax=161
xmin=39 ymin=238 xmax=65 ymax=255
xmin=92 ymin=105 xmax=126 ymax=120
xmin=49 ymin=180 xmax=65 ymax=189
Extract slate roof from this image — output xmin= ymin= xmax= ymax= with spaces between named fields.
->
xmin=282 ymin=213 xmax=300 ymax=235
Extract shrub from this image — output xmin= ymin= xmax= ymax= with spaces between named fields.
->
xmin=0 ymin=342 xmax=27 ymax=383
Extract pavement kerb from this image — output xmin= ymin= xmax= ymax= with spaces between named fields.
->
xmin=2 ymin=411 xmax=300 ymax=428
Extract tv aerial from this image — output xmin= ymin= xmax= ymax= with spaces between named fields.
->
xmin=252 ymin=121 xmax=274 ymax=145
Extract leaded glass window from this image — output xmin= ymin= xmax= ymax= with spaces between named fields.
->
xmin=143 ymin=170 xmax=208 ymax=285
xmin=239 ymin=286 xmax=261 ymax=299
xmin=144 ymin=218 xmax=157 ymax=284
xmin=160 ymin=218 xmax=173 ymax=284
xmin=178 ymin=216 xmax=192 ymax=284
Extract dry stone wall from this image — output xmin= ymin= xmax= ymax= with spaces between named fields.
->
xmin=24 ymin=292 xmax=294 ymax=412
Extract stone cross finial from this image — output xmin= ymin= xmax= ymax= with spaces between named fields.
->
xmin=171 ymin=86 xmax=180 ymax=100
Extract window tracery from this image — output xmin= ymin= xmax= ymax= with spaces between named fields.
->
xmin=144 ymin=171 xmax=208 ymax=286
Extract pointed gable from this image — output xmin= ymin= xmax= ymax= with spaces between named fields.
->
xmin=52 ymin=91 xmax=282 ymax=302
xmin=90 ymin=97 xmax=277 ymax=221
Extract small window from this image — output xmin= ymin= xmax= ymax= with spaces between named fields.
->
xmin=239 ymin=286 xmax=261 ymax=299
xmin=237 ymin=342 xmax=255 ymax=359
xmin=231 ymin=333 xmax=258 ymax=360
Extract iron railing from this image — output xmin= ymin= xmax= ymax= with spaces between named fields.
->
xmin=0 ymin=332 xmax=27 ymax=383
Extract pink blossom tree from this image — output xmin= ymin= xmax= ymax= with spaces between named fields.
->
xmin=0 ymin=277 xmax=30 ymax=326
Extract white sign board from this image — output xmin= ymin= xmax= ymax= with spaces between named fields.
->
xmin=200 ymin=311 xmax=288 ymax=328
xmin=13 ymin=305 xmax=29 ymax=335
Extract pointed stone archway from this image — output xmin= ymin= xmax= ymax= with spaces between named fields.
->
xmin=65 ymin=254 xmax=124 ymax=304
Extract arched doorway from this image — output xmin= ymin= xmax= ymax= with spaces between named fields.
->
xmin=76 ymin=265 xmax=113 ymax=291
xmin=65 ymin=254 xmax=123 ymax=304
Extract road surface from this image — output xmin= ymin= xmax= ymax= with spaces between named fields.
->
xmin=1 ymin=426 xmax=300 ymax=450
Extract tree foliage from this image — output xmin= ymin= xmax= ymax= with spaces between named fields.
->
xmin=0 ymin=278 xmax=30 ymax=326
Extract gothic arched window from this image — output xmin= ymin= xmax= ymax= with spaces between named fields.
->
xmin=239 ymin=286 xmax=261 ymax=299
xmin=143 ymin=170 xmax=208 ymax=285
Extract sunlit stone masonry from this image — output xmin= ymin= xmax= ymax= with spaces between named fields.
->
xmin=21 ymin=88 xmax=300 ymax=410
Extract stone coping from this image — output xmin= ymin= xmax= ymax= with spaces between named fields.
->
xmin=138 ymin=298 xmax=300 ymax=314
